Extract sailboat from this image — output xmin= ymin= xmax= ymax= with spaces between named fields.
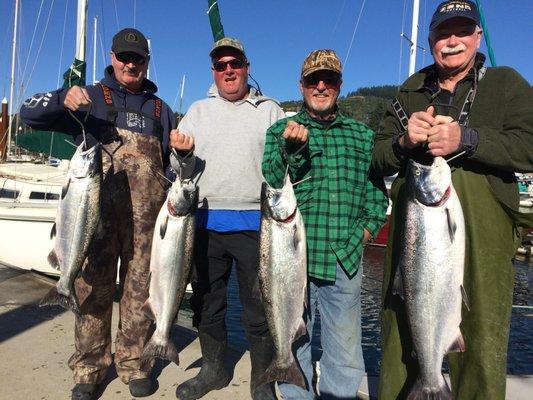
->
xmin=0 ymin=0 xmax=89 ymax=275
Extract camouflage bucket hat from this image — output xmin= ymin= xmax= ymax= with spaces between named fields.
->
xmin=301 ymin=49 xmax=342 ymax=78
xmin=209 ymin=37 xmax=246 ymax=58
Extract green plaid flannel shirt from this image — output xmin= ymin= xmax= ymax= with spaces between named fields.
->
xmin=262 ymin=109 xmax=388 ymax=282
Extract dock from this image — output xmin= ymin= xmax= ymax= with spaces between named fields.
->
xmin=0 ymin=265 xmax=530 ymax=399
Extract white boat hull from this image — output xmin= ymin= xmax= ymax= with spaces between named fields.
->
xmin=0 ymin=204 xmax=57 ymax=275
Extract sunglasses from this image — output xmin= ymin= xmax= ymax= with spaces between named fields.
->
xmin=115 ymin=52 xmax=146 ymax=65
xmin=303 ymin=75 xmax=341 ymax=89
xmin=212 ymin=58 xmax=247 ymax=72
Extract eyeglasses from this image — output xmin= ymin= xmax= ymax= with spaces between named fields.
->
xmin=302 ymin=74 xmax=341 ymax=89
xmin=114 ymin=52 xmax=146 ymax=65
xmin=212 ymin=58 xmax=247 ymax=72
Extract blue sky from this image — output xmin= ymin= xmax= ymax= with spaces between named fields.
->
xmin=1 ymin=0 xmax=532 ymax=113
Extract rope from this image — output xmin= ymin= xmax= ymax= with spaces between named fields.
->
xmin=398 ymin=0 xmax=408 ymax=85
xmin=113 ymin=0 xmax=120 ymax=31
xmin=18 ymin=0 xmax=45 ymax=91
xmin=56 ymin=0 xmax=70 ymax=88
xmin=331 ymin=0 xmax=347 ymax=37
xmin=343 ymin=0 xmax=366 ymax=68
xmin=17 ymin=0 xmax=56 ymax=106
xmin=474 ymin=0 xmax=496 ymax=66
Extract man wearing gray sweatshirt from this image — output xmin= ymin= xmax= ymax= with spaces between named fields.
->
xmin=170 ymin=38 xmax=284 ymax=400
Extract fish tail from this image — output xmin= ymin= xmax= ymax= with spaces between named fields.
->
xmin=406 ymin=378 xmax=452 ymax=400
xmin=39 ymin=286 xmax=80 ymax=315
xmin=141 ymin=337 xmax=179 ymax=365
xmin=256 ymin=358 xmax=306 ymax=390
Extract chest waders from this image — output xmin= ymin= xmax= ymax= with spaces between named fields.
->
xmin=68 ymin=84 xmax=168 ymax=385
xmin=378 ymin=68 xmax=530 ymax=400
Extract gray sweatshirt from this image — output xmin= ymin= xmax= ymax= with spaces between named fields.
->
xmin=171 ymin=85 xmax=285 ymax=210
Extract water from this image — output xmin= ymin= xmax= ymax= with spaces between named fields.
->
xmin=208 ymin=246 xmax=532 ymax=376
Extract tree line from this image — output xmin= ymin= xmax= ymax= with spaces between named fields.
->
xmin=280 ymin=85 xmax=398 ymax=134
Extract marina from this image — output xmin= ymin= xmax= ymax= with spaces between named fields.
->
xmin=0 ymin=245 xmax=530 ymax=399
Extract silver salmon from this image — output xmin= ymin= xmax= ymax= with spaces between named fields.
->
xmin=141 ymin=178 xmax=197 ymax=364
xmin=395 ymin=156 xmax=466 ymax=399
xmin=257 ymin=174 xmax=307 ymax=389
xmin=40 ymin=143 xmax=102 ymax=314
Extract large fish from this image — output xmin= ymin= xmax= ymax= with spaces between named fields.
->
xmin=257 ymin=174 xmax=307 ymax=389
xmin=141 ymin=178 xmax=197 ymax=364
xmin=395 ymin=156 xmax=467 ymax=400
xmin=40 ymin=143 xmax=102 ymax=314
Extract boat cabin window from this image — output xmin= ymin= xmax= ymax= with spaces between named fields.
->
xmin=0 ymin=188 xmax=20 ymax=199
xmin=29 ymin=191 xmax=60 ymax=201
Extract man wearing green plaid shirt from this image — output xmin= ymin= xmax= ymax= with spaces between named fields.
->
xmin=262 ymin=49 xmax=388 ymax=399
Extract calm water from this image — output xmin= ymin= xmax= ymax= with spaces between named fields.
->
xmin=204 ymin=246 xmax=532 ymax=376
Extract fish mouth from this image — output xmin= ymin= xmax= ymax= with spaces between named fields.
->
xmin=425 ymin=186 xmax=451 ymax=207
xmin=274 ymin=207 xmax=297 ymax=223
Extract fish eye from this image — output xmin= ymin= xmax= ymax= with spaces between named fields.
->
xmin=415 ymin=169 xmax=421 ymax=176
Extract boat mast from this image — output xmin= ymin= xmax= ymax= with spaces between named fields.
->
xmin=408 ymin=0 xmax=420 ymax=76
xmin=76 ymin=0 xmax=88 ymax=63
xmin=93 ymin=15 xmax=98 ymax=84
xmin=147 ymin=39 xmax=151 ymax=80
xmin=7 ymin=0 xmax=20 ymax=156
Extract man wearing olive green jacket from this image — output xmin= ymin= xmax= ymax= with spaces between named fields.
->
xmin=371 ymin=1 xmax=533 ymax=399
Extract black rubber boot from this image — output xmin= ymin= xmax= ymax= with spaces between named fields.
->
xmin=71 ymin=383 xmax=98 ymax=400
xmin=249 ymin=335 xmax=277 ymax=400
xmin=129 ymin=377 xmax=157 ymax=397
xmin=175 ymin=332 xmax=231 ymax=400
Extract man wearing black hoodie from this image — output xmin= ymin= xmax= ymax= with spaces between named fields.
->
xmin=20 ymin=28 xmax=177 ymax=400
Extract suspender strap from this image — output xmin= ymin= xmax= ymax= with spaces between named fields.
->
xmin=154 ymin=99 xmax=162 ymax=119
xmin=392 ymin=97 xmax=409 ymax=131
xmin=100 ymin=83 xmax=114 ymax=106
xmin=98 ymin=83 xmax=163 ymax=126
xmin=457 ymin=66 xmax=486 ymax=126
xmin=393 ymin=66 xmax=487 ymax=129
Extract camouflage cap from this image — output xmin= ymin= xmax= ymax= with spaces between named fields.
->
xmin=301 ymin=49 xmax=342 ymax=78
xmin=209 ymin=37 xmax=246 ymax=59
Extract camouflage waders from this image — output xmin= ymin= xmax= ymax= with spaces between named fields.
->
xmin=378 ymin=167 xmax=520 ymax=400
xmin=68 ymin=127 xmax=167 ymax=384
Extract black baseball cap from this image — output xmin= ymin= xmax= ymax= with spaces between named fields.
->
xmin=430 ymin=1 xmax=480 ymax=30
xmin=112 ymin=28 xmax=149 ymax=57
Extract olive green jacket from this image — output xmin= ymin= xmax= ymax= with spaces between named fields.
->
xmin=372 ymin=54 xmax=533 ymax=213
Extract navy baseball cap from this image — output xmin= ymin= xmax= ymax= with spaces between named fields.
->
xmin=112 ymin=28 xmax=149 ymax=57
xmin=430 ymin=1 xmax=480 ymax=30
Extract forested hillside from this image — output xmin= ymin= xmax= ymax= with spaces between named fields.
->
xmin=280 ymin=85 xmax=398 ymax=133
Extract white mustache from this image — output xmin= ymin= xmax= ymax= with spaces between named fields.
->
xmin=441 ymin=44 xmax=466 ymax=54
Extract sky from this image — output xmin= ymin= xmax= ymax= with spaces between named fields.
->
xmin=0 ymin=0 xmax=532 ymax=114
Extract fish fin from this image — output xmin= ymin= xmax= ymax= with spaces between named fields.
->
xmin=47 ymin=250 xmax=61 ymax=271
xmin=406 ymin=377 xmax=451 ymax=400
xmin=445 ymin=207 xmax=457 ymax=242
xmin=141 ymin=337 xmax=179 ymax=365
xmin=39 ymin=286 xmax=80 ymax=315
xmin=461 ymin=285 xmax=470 ymax=311
xmin=159 ymin=215 xmax=168 ymax=239
xmin=446 ymin=332 xmax=466 ymax=353
xmin=50 ymin=223 xmax=56 ymax=240
xmin=392 ymin=267 xmax=404 ymax=299
xmin=256 ymin=358 xmax=306 ymax=390
xmin=294 ymin=318 xmax=307 ymax=341
xmin=141 ymin=300 xmax=156 ymax=321
xmin=61 ymin=177 xmax=70 ymax=199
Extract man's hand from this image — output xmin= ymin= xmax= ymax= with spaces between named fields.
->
xmin=63 ymin=86 xmax=91 ymax=111
xmin=282 ymin=120 xmax=308 ymax=143
xmin=170 ymin=129 xmax=194 ymax=152
xmin=363 ymin=228 xmax=373 ymax=245
xmin=400 ymin=106 xmax=436 ymax=149
xmin=426 ymin=115 xmax=461 ymax=156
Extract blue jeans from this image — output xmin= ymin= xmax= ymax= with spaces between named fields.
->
xmin=280 ymin=263 xmax=364 ymax=400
